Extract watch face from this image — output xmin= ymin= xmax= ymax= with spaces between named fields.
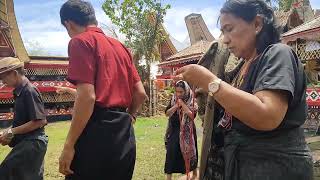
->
xmin=209 ymin=82 xmax=218 ymax=93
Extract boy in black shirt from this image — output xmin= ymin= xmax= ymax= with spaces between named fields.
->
xmin=0 ymin=57 xmax=48 ymax=180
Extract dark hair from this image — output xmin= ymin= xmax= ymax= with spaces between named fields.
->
xmin=175 ymin=81 xmax=186 ymax=89
xmin=220 ymin=0 xmax=280 ymax=54
xmin=60 ymin=0 xmax=98 ymax=26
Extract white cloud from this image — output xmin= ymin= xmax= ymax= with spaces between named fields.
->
xmin=163 ymin=6 xmax=222 ymax=45
xmin=18 ymin=18 xmax=69 ymax=56
xmin=95 ymin=8 xmax=127 ymax=42
xmin=164 ymin=7 xmax=193 ymax=42
xmin=23 ymin=31 xmax=70 ymax=56
xmin=14 ymin=0 xmax=69 ymax=56
xmin=14 ymin=1 xmax=223 ymax=56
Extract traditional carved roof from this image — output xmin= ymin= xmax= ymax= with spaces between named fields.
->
xmin=185 ymin=13 xmax=214 ymax=45
xmin=0 ymin=81 xmax=75 ymax=104
xmin=158 ymin=40 xmax=212 ymax=67
xmin=148 ymin=14 xmax=177 ymax=62
xmin=0 ymin=0 xmax=29 ymax=61
xmin=292 ymin=0 xmax=314 ymax=23
xmin=159 ymin=24 xmax=178 ymax=61
xmin=282 ymin=16 xmax=320 ymax=43
xmin=315 ymin=9 xmax=320 ymax=17
xmin=158 ymin=13 xmax=215 ymax=67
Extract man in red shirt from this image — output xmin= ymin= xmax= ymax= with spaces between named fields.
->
xmin=58 ymin=1 xmax=147 ymax=179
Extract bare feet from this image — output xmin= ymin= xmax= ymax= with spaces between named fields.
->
xmin=190 ymin=169 xmax=198 ymax=180
xmin=166 ymin=174 xmax=172 ymax=180
xmin=190 ymin=175 xmax=197 ymax=180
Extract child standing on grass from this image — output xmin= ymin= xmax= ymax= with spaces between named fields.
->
xmin=0 ymin=57 xmax=48 ymax=180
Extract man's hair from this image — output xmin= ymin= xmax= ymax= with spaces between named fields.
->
xmin=60 ymin=0 xmax=98 ymax=26
xmin=15 ymin=67 xmax=25 ymax=76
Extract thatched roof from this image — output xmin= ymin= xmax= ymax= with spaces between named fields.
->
xmin=158 ymin=23 xmax=178 ymax=61
xmin=315 ymin=9 xmax=320 ymax=17
xmin=282 ymin=16 xmax=320 ymax=43
xmin=185 ymin=13 xmax=215 ymax=45
xmin=158 ymin=40 xmax=212 ymax=67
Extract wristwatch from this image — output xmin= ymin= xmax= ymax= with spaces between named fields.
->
xmin=208 ymin=79 xmax=222 ymax=96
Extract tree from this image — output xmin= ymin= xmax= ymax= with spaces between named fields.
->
xmin=265 ymin=0 xmax=295 ymax=11
xmin=25 ymin=40 xmax=51 ymax=56
xmin=102 ymin=0 xmax=170 ymax=116
xmin=278 ymin=0 xmax=295 ymax=11
xmin=100 ymin=23 xmax=120 ymax=40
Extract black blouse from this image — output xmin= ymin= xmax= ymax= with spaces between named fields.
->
xmin=230 ymin=43 xmax=307 ymax=134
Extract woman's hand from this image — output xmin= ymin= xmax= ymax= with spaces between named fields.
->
xmin=178 ymin=100 xmax=194 ymax=118
xmin=177 ymin=99 xmax=183 ymax=107
xmin=166 ymin=104 xmax=179 ymax=117
xmin=174 ymin=64 xmax=218 ymax=91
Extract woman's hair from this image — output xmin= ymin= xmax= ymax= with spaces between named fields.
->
xmin=220 ymin=0 xmax=280 ymax=54
xmin=175 ymin=81 xmax=186 ymax=90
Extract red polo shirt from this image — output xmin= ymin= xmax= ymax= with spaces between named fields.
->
xmin=67 ymin=27 xmax=141 ymax=108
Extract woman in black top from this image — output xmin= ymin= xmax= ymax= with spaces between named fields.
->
xmin=174 ymin=0 xmax=313 ymax=180
xmin=164 ymin=81 xmax=198 ymax=180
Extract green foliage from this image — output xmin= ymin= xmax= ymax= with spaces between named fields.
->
xmin=102 ymin=0 xmax=170 ymax=67
xmin=264 ymin=0 xmax=295 ymax=11
xmin=165 ymin=85 xmax=175 ymax=94
xmin=26 ymin=40 xmax=51 ymax=56
xmin=278 ymin=0 xmax=295 ymax=11
xmin=0 ymin=118 xmax=203 ymax=180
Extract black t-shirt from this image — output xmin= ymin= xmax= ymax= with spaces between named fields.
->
xmin=11 ymin=77 xmax=46 ymax=146
xmin=230 ymin=43 xmax=307 ymax=134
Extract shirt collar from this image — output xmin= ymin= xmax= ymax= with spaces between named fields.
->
xmin=86 ymin=26 xmax=104 ymax=34
xmin=13 ymin=77 xmax=29 ymax=97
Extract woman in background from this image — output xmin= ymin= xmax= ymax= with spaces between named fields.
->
xmin=164 ymin=80 xmax=198 ymax=180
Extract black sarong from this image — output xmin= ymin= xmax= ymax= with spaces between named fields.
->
xmin=66 ymin=106 xmax=136 ymax=180
xmin=224 ymin=128 xmax=313 ymax=180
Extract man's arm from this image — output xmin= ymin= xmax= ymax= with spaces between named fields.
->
xmin=59 ymin=83 xmax=95 ymax=175
xmin=127 ymin=81 xmax=148 ymax=119
xmin=0 ymin=119 xmax=47 ymax=146
xmin=11 ymin=119 xmax=47 ymax=135
xmin=64 ymin=83 xmax=95 ymax=148
xmin=56 ymin=86 xmax=77 ymax=96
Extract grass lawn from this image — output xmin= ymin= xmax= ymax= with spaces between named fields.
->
xmin=0 ymin=116 xmax=203 ymax=180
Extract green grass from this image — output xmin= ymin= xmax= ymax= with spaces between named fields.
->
xmin=0 ymin=116 xmax=203 ymax=180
